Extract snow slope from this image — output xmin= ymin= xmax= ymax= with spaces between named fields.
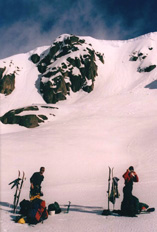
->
xmin=0 ymin=32 xmax=157 ymax=232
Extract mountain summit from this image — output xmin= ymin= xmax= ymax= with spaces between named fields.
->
xmin=0 ymin=32 xmax=157 ymax=128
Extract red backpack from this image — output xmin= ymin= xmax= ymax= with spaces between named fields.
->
xmin=27 ymin=198 xmax=48 ymax=224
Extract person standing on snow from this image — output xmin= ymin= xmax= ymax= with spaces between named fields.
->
xmin=121 ymin=166 xmax=139 ymax=216
xmin=30 ymin=167 xmax=45 ymax=198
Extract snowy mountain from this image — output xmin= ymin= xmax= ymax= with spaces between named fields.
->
xmin=0 ymin=33 xmax=157 ymax=128
xmin=0 ymin=32 xmax=157 ymax=232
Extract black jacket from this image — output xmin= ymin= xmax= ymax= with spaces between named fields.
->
xmin=30 ymin=172 xmax=44 ymax=187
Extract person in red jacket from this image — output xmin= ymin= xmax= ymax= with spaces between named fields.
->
xmin=121 ymin=166 xmax=139 ymax=217
xmin=123 ymin=166 xmax=139 ymax=191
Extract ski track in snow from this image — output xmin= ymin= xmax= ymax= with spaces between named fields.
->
xmin=0 ymin=32 xmax=157 ymax=232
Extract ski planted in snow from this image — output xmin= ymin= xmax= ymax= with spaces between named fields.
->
xmin=9 ymin=170 xmax=21 ymax=212
xmin=103 ymin=167 xmax=120 ymax=216
xmin=9 ymin=171 xmax=26 ymax=213
xmin=8 ymin=171 xmax=21 ymax=189
xmin=107 ymin=167 xmax=111 ymax=212
xmin=111 ymin=167 xmax=115 ymax=209
xmin=15 ymin=171 xmax=26 ymax=212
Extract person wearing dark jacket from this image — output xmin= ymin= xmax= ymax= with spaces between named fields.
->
xmin=121 ymin=166 xmax=139 ymax=217
xmin=30 ymin=167 xmax=45 ymax=198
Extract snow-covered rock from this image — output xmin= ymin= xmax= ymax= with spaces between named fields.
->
xmin=31 ymin=34 xmax=104 ymax=103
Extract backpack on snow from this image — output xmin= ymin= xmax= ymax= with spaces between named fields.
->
xmin=27 ymin=198 xmax=48 ymax=224
xmin=19 ymin=199 xmax=32 ymax=216
xmin=48 ymin=202 xmax=62 ymax=214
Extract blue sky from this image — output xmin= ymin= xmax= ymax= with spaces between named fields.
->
xmin=0 ymin=0 xmax=157 ymax=59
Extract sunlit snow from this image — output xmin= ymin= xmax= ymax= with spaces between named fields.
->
xmin=0 ymin=32 xmax=157 ymax=232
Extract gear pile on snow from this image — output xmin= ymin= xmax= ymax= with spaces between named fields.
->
xmin=18 ymin=198 xmax=49 ymax=224
xmin=17 ymin=198 xmax=63 ymax=224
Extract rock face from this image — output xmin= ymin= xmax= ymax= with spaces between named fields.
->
xmin=129 ymin=48 xmax=156 ymax=73
xmin=0 ymin=67 xmax=15 ymax=95
xmin=0 ymin=60 xmax=21 ymax=95
xmin=0 ymin=106 xmax=48 ymax=128
xmin=30 ymin=34 xmax=104 ymax=104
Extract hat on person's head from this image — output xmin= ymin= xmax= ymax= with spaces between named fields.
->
xmin=129 ymin=166 xmax=134 ymax=171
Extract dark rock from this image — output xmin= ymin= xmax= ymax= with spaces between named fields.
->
xmin=30 ymin=54 xmax=40 ymax=64
xmin=82 ymin=83 xmax=94 ymax=93
xmin=138 ymin=65 xmax=156 ymax=73
xmin=41 ymin=105 xmax=58 ymax=109
xmin=144 ymin=65 xmax=156 ymax=72
xmin=96 ymin=52 xmax=104 ymax=63
xmin=40 ymin=75 xmax=68 ymax=103
xmin=0 ymin=67 xmax=6 ymax=78
xmin=69 ymin=74 xmax=83 ymax=92
xmin=18 ymin=115 xmax=44 ymax=128
xmin=0 ymin=106 xmax=48 ymax=128
xmin=138 ymin=53 xmax=143 ymax=56
xmin=129 ymin=56 xmax=138 ymax=61
xmin=0 ymin=73 xmax=15 ymax=95
xmin=37 ymin=64 xmax=47 ymax=74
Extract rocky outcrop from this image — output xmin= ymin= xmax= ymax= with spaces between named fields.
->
xmin=137 ymin=65 xmax=156 ymax=73
xmin=129 ymin=52 xmax=146 ymax=61
xmin=0 ymin=68 xmax=15 ymax=95
xmin=129 ymin=48 xmax=156 ymax=73
xmin=30 ymin=34 xmax=104 ymax=104
xmin=0 ymin=61 xmax=21 ymax=95
xmin=0 ymin=106 xmax=49 ymax=128
xmin=0 ymin=67 xmax=6 ymax=78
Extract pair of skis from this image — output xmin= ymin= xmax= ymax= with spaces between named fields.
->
xmin=102 ymin=167 xmax=119 ymax=216
xmin=107 ymin=167 xmax=119 ymax=211
xmin=107 ymin=167 xmax=113 ymax=212
xmin=9 ymin=171 xmax=26 ymax=213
